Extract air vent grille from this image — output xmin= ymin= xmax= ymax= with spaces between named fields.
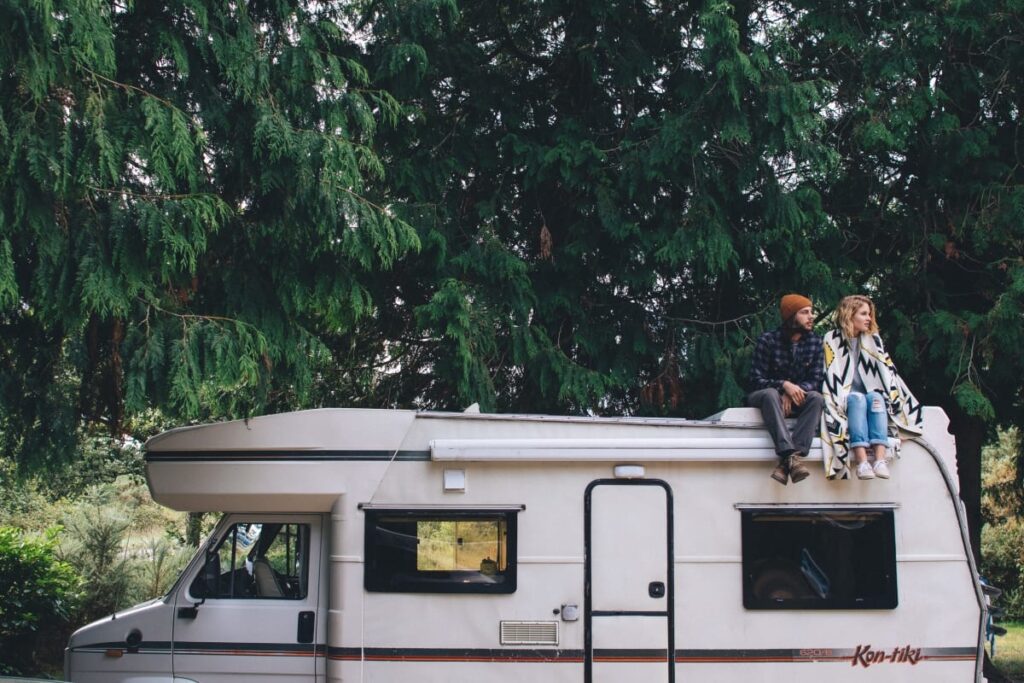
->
xmin=500 ymin=620 xmax=558 ymax=645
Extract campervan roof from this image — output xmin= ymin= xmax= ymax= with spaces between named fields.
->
xmin=143 ymin=407 xmax=778 ymax=453
xmin=142 ymin=405 xmax=958 ymax=513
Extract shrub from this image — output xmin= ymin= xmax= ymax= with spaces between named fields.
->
xmin=130 ymin=538 xmax=195 ymax=603
xmin=0 ymin=460 xmax=65 ymax=532
xmin=0 ymin=526 xmax=80 ymax=676
xmin=982 ymin=429 xmax=1024 ymax=620
xmin=983 ymin=520 xmax=1024 ymax=620
xmin=60 ymin=502 xmax=136 ymax=623
xmin=59 ymin=480 xmax=195 ymax=624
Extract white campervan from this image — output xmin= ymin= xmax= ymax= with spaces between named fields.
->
xmin=65 ymin=406 xmax=987 ymax=682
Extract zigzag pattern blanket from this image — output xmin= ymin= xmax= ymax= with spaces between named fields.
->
xmin=820 ymin=329 xmax=925 ymax=479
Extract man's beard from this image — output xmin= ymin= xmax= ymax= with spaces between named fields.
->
xmin=783 ymin=318 xmax=810 ymax=334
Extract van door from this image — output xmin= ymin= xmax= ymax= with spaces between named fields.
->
xmin=172 ymin=514 xmax=322 ymax=682
xmin=584 ymin=479 xmax=674 ymax=683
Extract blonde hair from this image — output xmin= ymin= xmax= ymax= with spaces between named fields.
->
xmin=834 ymin=295 xmax=879 ymax=338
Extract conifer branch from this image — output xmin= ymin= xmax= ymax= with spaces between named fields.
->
xmin=87 ymin=186 xmax=223 ymax=203
xmin=140 ymin=298 xmax=257 ymax=329
xmin=665 ymin=304 xmax=772 ymax=328
xmin=340 ymin=186 xmax=391 ymax=216
xmin=79 ymin=65 xmax=179 ymax=111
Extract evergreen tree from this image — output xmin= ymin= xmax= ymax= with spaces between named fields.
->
xmin=361 ymin=0 xmax=1024 ymax=597
xmin=363 ymin=0 xmax=839 ymax=415
xmin=789 ymin=0 xmax=1024 ymax=560
xmin=3 ymin=1 xmax=1022 ymax=592
xmin=0 ymin=0 xmax=417 ymax=468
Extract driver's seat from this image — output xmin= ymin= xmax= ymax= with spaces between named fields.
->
xmin=253 ymin=558 xmax=284 ymax=597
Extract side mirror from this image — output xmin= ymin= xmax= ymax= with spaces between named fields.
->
xmin=183 ymin=548 xmax=219 ymax=618
xmin=125 ymin=628 xmax=143 ymax=651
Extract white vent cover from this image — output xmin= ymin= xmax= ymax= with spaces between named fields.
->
xmin=500 ymin=620 xmax=558 ymax=645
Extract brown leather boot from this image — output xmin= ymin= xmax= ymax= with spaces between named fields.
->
xmin=770 ymin=457 xmax=789 ymax=485
xmin=788 ymin=453 xmax=810 ymax=483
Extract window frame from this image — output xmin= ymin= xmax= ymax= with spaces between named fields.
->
xmin=740 ymin=507 xmax=898 ymax=611
xmin=363 ymin=508 xmax=518 ymax=594
xmin=189 ymin=520 xmax=311 ymax=601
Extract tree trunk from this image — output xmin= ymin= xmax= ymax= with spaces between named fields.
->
xmin=945 ymin=401 xmax=987 ymax=565
xmin=186 ymin=512 xmax=205 ymax=548
xmin=946 ymin=403 xmax=1009 ymax=680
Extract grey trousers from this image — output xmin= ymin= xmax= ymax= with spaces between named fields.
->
xmin=747 ymin=388 xmax=824 ymax=457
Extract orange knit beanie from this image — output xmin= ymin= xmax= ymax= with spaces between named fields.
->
xmin=780 ymin=293 xmax=812 ymax=322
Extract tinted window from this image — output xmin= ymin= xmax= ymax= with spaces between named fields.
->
xmin=190 ymin=522 xmax=309 ymax=600
xmin=365 ymin=510 xmax=516 ymax=593
xmin=741 ymin=509 xmax=897 ymax=609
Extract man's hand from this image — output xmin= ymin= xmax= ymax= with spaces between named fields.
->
xmin=782 ymin=380 xmax=806 ymax=406
xmin=781 ymin=393 xmax=793 ymax=417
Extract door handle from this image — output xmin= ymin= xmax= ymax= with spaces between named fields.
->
xmin=649 ymin=581 xmax=666 ymax=598
xmin=297 ymin=611 xmax=315 ymax=643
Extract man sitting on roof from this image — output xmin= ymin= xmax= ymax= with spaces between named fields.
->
xmin=747 ymin=294 xmax=825 ymax=485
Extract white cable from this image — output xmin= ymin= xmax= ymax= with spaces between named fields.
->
xmin=358 ymin=412 xmax=419 ymax=683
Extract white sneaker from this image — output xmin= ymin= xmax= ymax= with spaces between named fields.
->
xmin=857 ymin=461 xmax=876 ymax=480
xmin=873 ymin=459 xmax=890 ymax=479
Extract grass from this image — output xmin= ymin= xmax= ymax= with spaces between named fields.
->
xmin=992 ymin=622 xmax=1024 ymax=682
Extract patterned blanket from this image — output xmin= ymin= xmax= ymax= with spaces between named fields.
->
xmin=820 ymin=329 xmax=925 ymax=479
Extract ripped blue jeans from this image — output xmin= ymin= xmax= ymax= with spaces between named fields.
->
xmin=846 ymin=391 xmax=888 ymax=448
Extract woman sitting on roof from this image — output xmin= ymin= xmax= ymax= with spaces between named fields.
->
xmin=820 ymin=295 xmax=924 ymax=480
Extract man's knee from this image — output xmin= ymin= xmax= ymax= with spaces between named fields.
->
xmin=747 ymin=390 xmax=783 ymax=413
xmin=804 ymin=391 xmax=824 ymax=409
xmin=748 ymin=388 xmax=780 ymax=405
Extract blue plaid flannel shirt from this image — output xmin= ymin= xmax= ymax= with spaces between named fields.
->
xmin=748 ymin=327 xmax=824 ymax=393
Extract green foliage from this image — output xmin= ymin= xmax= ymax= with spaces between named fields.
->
xmin=990 ymin=621 xmax=1024 ymax=679
xmin=982 ymin=430 xmax=1024 ymax=620
xmin=54 ymin=477 xmax=191 ymax=623
xmin=0 ymin=461 xmax=64 ymax=532
xmin=133 ymin=537 xmax=194 ymax=603
xmin=4 ymin=0 xmax=1018 ymax=461
xmin=1 ymin=0 xmax=418 ymax=473
xmin=43 ymin=430 xmax=147 ymax=500
xmin=61 ymin=502 xmax=136 ymax=622
xmin=1 ymin=473 xmax=194 ymax=676
xmin=790 ymin=0 xmax=1024 ymax=426
xmin=1 ymin=0 xmax=1019 ymax=674
xmin=0 ymin=526 xmax=80 ymax=676
xmin=364 ymin=0 xmax=837 ymax=416
xmin=787 ymin=0 xmax=1024 ymax=558
xmin=0 ymin=0 xmax=1020 ymax=632
xmin=983 ymin=520 xmax=1024 ymax=621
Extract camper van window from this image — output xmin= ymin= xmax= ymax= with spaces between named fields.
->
xmin=741 ymin=509 xmax=897 ymax=610
xmin=189 ymin=522 xmax=310 ymax=600
xmin=364 ymin=510 xmax=517 ymax=593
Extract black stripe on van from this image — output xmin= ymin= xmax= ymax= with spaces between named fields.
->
xmin=69 ymin=640 xmax=174 ymax=654
xmin=144 ymin=450 xmax=431 ymax=462
xmin=326 ymin=646 xmax=977 ymax=663
xmin=70 ymin=641 xmax=316 ymax=655
xmin=172 ymin=641 xmax=319 ymax=656
xmin=71 ymin=642 xmax=978 ymax=663
xmin=327 ymin=647 xmax=584 ymax=662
